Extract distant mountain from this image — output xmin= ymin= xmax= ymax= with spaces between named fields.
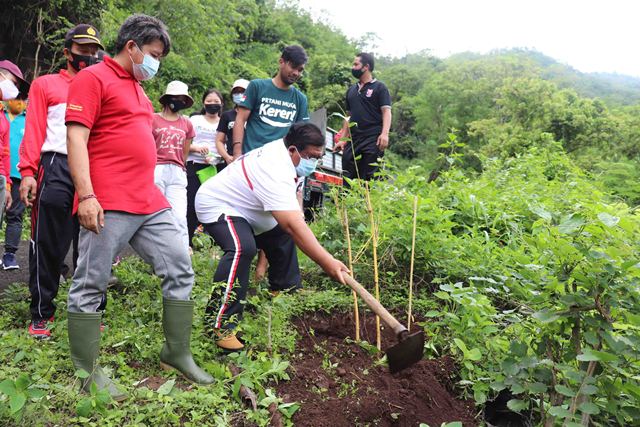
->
xmin=558 ymin=71 xmax=640 ymax=106
xmin=449 ymin=49 xmax=640 ymax=106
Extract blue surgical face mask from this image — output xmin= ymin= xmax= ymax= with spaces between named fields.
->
xmin=294 ymin=148 xmax=318 ymax=177
xmin=232 ymin=93 xmax=245 ymax=105
xmin=130 ymin=44 xmax=159 ymax=81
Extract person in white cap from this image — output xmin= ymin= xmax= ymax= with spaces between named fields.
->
xmin=214 ymin=78 xmax=249 ymax=171
xmin=153 ymin=80 xmax=196 ymax=251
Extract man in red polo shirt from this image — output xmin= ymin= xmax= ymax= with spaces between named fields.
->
xmin=65 ymin=14 xmax=213 ymax=400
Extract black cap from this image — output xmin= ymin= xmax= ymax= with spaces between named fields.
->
xmin=64 ymin=24 xmax=105 ymax=50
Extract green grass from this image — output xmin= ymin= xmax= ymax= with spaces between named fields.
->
xmin=0 ymin=248 xmax=353 ymax=426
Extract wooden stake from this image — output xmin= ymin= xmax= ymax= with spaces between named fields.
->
xmin=408 ymin=196 xmax=418 ymax=330
xmin=342 ymin=205 xmax=360 ymax=341
xmin=334 ymin=192 xmax=360 ymax=341
xmin=364 ymin=184 xmax=381 ymax=351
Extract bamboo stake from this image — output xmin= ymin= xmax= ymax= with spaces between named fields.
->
xmin=342 ymin=205 xmax=360 ymax=341
xmin=364 ymin=184 xmax=381 ymax=350
xmin=407 ymin=196 xmax=418 ymax=330
xmin=333 ymin=192 xmax=360 ymax=341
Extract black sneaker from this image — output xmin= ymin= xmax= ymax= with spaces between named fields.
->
xmin=28 ymin=317 xmax=53 ymax=339
xmin=2 ymin=252 xmax=19 ymax=270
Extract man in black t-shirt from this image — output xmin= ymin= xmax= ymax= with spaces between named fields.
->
xmin=215 ymin=78 xmax=249 ymax=171
xmin=334 ymin=52 xmax=392 ymax=181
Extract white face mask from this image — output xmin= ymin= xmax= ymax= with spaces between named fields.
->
xmin=0 ymin=75 xmax=19 ymax=101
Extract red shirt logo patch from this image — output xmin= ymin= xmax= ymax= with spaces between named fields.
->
xmin=366 ymin=89 xmax=373 ymax=97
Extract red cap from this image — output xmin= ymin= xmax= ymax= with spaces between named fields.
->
xmin=0 ymin=59 xmax=30 ymax=96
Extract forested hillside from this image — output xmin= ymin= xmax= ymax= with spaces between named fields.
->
xmin=1 ymin=1 xmax=640 ymax=426
xmin=446 ymin=49 xmax=640 ymax=106
xmin=1 ymin=0 xmax=355 ymax=113
xmin=3 ymin=1 xmax=640 ymax=205
xmin=379 ymin=50 xmax=640 ymax=204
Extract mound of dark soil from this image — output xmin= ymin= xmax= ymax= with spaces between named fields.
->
xmin=275 ymin=311 xmax=478 ymax=426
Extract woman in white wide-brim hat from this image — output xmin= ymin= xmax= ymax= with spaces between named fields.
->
xmin=152 ymin=80 xmax=196 ymax=251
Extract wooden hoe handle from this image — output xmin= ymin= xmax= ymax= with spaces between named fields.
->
xmin=344 ymin=274 xmax=407 ymax=337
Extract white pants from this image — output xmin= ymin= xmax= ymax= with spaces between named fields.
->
xmin=155 ymin=164 xmax=189 ymax=251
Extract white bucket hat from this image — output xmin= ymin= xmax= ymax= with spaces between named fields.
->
xmin=231 ymin=79 xmax=250 ymax=91
xmin=159 ymin=80 xmax=194 ymax=108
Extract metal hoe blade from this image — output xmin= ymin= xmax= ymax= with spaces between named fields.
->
xmin=386 ymin=330 xmax=425 ymax=374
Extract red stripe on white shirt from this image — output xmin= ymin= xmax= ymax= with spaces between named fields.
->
xmin=241 ymin=157 xmax=253 ymax=190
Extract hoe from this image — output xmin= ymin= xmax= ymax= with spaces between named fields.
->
xmin=344 ymin=274 xmax=425 ymax=373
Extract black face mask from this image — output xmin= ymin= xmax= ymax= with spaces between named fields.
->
xmin=204 ymin=103 xmax=222 ymax=115
xmin=69 ymin=53 xmax=98 ymax=72
xmin=168 ymin=99 xmax=187 ymax=112
xmin=351 ymin=67 xmax=365 ymax=79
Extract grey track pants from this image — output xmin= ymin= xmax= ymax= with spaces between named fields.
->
xmin=68 ymin=209 xmax=193 ymax=313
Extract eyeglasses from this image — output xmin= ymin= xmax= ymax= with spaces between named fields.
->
xmin=295 ymin=147 xmax=323 ymax=163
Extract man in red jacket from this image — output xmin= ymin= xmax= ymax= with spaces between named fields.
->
xmin=18 ymin=24 xmax=104 ymax=339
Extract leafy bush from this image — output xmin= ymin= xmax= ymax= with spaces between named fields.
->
xmin=311 ymin=143 xmax=640 ymax=425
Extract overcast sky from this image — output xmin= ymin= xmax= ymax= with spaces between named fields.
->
xmin=297 ymin=0 xmax=640 ymax=77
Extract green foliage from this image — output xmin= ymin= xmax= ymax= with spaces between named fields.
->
xmin=591 ymin=159 xmax=640 ymax=206
xmin=3 ymin=2 xmax=640 ymax=425
xmin=310 ymin=143 xmax=640 ymax=425
xmin=0 ymin=373 xmax=47 ymax=421
xmin=7 ymin=2 xmax=640 ymax=204
xmin=76 ymin=380 xmax=112 ymax=418
xmin=0 ymin=246 xmax=359 ymax=426
xmin=378 ymin=49 xmax=640 ymax=206
xmin=99 ymin=0 xmax=356 ymax=117
xmin=4 ymin=0 xmax=357 ymax=121
xmin=2 ymin=0 xmax=107 ymax=79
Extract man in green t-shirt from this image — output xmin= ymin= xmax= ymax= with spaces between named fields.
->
xmin=232 ymin=45 xmax=309 ymax=157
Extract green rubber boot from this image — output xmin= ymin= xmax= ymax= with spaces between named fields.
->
xmin=67 ymin=311 xmax=127 ymax=401
xmin=159 ymin=299 xmax=214 ymax=385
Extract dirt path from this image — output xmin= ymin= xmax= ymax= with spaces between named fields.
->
xmin=0 ymin=240 xmax=71 ymax=293
xmin=0 ymin=241 xmax=135 ymax=294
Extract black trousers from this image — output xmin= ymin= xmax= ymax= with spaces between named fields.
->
xmin=4 ymin=177 xmax=25 ymax=254
xmin=28 ymin=153 xmax=88 ymax=321
xmin=204 ymin=215 xmax=301 ymax=330
xmin=186 ymin=161 xmax=209 ymax=247
xmin=342 ymin=134 xmax=384 ymax=181
xmin=255 ymin=224 xmax=301 ymax=291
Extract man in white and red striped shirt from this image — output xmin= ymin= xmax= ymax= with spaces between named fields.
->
xmin=195 ymin=123 xmax=348 ymax=351
xmin=18 ymin=24 xmax=104 ymax=339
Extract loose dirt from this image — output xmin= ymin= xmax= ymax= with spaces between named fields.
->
xmin=275 ymin=311 xmax=478 ymax=426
